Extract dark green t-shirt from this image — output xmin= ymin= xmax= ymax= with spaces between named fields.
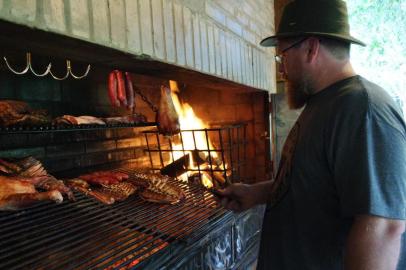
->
xmin=258 ymin=76 xmax=406 ymax=270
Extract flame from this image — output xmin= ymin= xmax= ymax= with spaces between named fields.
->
xmin=168 ymin=80 xmax=221 ymax=187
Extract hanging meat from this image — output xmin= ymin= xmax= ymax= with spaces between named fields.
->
xmin=156 ymin=85 xmax=180 ymax=136
xmin=0 ymin=175 xmax=63 ymax=211
xmin=108 ymin=71 xmax=120 ymax=107
xmin=124 ymin=72 xmax=135 ymax=110
xmin=115 ymin=70 xmax=128 ymax=107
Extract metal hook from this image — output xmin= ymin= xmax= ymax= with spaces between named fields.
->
xmin=27 ymin=53 xmax=52 ymax=77
xmin=3 ymin=52 xmax=51 ymax=77
xmin=3 ymin=52 xmax=30 ymax=75
xmin=69 ymin=62 xmax=91 ymax=79
xmin=49 ymin=59 xmax=70 ymax=80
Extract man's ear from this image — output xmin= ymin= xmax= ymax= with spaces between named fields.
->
xmin=306 ymin=37 xmax=321 ymax=63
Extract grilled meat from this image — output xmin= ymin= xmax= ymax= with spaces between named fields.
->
xmin=79 ymin=171 xmax=129 ymax=185
xmin=100 ymin=182 xmax=137 ymax=202
xmin=0 ymin=157 xmax=74 ymax=200
xmin=0 ymin=175 xmax=63 ymax=211
xmin=0 ymin=100 xmax=51 ymax=126
xmin=53 ymin=115 xmax=105 ymax=125
xmin=156 ymin=85 xmax=180 ymax=136
xmin=131 ymin=171 xmax=185 ymax=204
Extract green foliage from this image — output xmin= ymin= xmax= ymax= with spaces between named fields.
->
xmin=345 ymin=0 xmax=406 ymax=114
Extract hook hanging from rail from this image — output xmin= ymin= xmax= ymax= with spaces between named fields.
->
xmin=68 ymin=61 xmax=91 ymax=79
xmin=4 ymin=52 xmax=91 ymax=80
xmin=49 ymin=60 xmax=91 ymax=80
xmin=49 ymin=59 xmax=70 ymax=80
xmin=3 ymin=52 xmax=51 ymax=77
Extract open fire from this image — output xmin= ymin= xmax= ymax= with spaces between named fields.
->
xmin=166 ymin=80 xmax=229 ymax=188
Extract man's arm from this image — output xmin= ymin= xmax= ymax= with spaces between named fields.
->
xmin=344 ymin=214 xmax=405 ymax=270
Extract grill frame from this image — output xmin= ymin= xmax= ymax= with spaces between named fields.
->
xmin=0 ymin=163 xmax=232 ymax=270
xmin=143 ymin=123 xmax=248 ymax=186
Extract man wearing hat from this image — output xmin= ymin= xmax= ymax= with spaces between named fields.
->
xmin=218 ymin=0 xmax=406 ymax=269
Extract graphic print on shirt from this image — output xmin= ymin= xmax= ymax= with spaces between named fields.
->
xmin=269 ymin=122 xmax=300 ymax=207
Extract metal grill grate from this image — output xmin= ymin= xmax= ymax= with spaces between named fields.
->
xmin=0 ymin=165 xmax=228 ymax=270
xmin=143 ymin=123 xmax=247 ymax=186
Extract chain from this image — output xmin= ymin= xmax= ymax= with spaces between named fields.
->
xmin=133 ymin=85 xmax=159 ymax=113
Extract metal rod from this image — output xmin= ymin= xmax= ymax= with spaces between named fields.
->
xmin=228 ymin=128 xmax=234 ymax=185
xmin=167 ymin=136 xmax=176 ymax=168
xmin=145 ymin=133 xmax=155 ymax=171
xmin=218 ymin=129 xmax=228 ymax=184
xmin=156 ymin=133 xmax=165 ymax=168
xmin=204 ymin=129 xmax=215 ymax=182
xmin=191 ymin=131 xmax=202 ymax=182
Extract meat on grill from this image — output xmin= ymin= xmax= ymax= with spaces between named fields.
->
xmin=68 ymin=183 xmax=115 ymax=205
xmin=78 ymin=171 xmax=129 ymax=185
xmin=0 ymin=175 xmax=63 ymax=211
xmin=0 ymin=100 xmax=51 ymax=126
xmin=53 ymin=115 xmax=106 ymax=125
xmin=0 ymin=157 xmax=75 ymax=201
xmin=66 ymin=178 xmax=136 ymax=204
xmin=131 ymin=171 xmax=185 ymax=204
xmin=156 ymin=85 xmax=180 ymax=136
xmin=100 ymin=182 xmax=138 ymax=202
xmin=102 ymin=113 xmax=147 ymax=125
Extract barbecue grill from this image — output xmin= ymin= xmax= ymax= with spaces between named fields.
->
xmin=0 ymin=163 xmax=231 ymax=269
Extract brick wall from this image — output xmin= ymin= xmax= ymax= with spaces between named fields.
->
xmin=0 ymin=0 xmax=276 ymax=92
xmin=0 ymin=67 xmax=269 ymax=181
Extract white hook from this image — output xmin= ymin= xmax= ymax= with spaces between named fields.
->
xmin=69 ymin=62 xmax=91 ymax=79
xmin=27 ymin=53 xmax=52 ymax=77
xmin=3 ymin=53 xmax=30 ymax=75
xmin=49 ymin=59 xmax=70 ymax=80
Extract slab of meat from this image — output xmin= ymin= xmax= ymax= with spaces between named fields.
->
xmin=0 ymin=175 xmax=63 ymax=211
xmin=79 ymin=171 xmax=129 ymax=186
xmin=156 ymin=85 xmax=180 ymax=136
xmin=100 ymin=182 xmax=138 ymax=202
xmin=67 ymin=180 xmax=115 ymax=205
xmin=0 ymin=157 xmax=74 ymax=201
xmin=0 ymin=100 xmax=51 ymax=126
xmin=102 ymin=113 xmax=147 ymax=125
xmin=53 ymin=115 xmax=105 ymax=125
xmin=131 ymin=171 xmax=185 ymax=204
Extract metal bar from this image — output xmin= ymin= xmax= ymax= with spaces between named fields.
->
xmin=237 ymin=125 xmax=241 ymax=181
xmin=0 ymin=122 xmax=157 ymax=134
xmin=167 ymin=136 xmax=176 ymax=168
xmin=156 ymin=133 xmax=165 ymax=168
xmin=2 ymin=198 xmax=146 ymax=269
xmin=227 ymin=128 xmax=234 ymax=184
xmin=218 ymin=129 xmax=228 ymax=184
xmin=204 ymin=129 xmax=215 ymax=182
xmin=191 ymin=131 xmax=202 ymax=182
xmin=145 ymin=133 xmax=154 ymax=170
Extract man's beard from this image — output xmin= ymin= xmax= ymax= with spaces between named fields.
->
xmin=285 ymin=75 xmax=315 ymax=109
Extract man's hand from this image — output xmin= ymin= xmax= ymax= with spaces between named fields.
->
xmin=216 ymin=181 xmax=272 ymax=212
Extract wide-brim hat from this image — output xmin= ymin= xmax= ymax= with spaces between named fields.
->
xmin=260 ymin=0 xmax=366 ymax=47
